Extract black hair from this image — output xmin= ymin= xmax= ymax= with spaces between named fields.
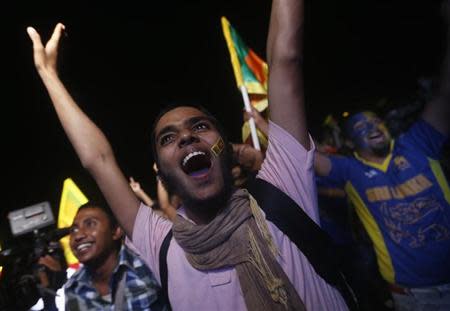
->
xmin=77 ymin=201 xmax=119 ymax=229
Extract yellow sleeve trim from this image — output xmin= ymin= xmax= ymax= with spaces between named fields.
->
xmin=429 ymin=158 xmax=450 ymax=204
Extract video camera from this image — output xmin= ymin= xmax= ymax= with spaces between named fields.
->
xmin=0 ymin=202 xmax=70 ymax=311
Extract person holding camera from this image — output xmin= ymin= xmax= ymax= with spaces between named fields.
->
xmin=36 ymin=240 xmax=67 ymax=311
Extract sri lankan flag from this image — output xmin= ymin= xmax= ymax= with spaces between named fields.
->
xmin=221 ymin=16 xmax=269 ymax=148
xmin=58 ymin=178 xmax=88 ymax=269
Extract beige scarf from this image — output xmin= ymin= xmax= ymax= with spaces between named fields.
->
xmin=172 ymin=188 xmax=305 ymax=311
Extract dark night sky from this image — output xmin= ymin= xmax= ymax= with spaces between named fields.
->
xmin=1 ymin=1 xmax=444 ymax=246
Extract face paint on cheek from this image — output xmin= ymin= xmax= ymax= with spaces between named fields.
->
xmin=354 ymin=123 xmax=375 ymax=142
xmin=348 ymin=114 xmax=375 ymax=149
xmin=378 ymin=123 xmax=390 ymax=138
xmin=211 ymin=137 xmax=225 ymax=157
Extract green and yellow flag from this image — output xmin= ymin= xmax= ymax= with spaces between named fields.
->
xmin=221 ymin=16 xmax=269 ymax=148
xmin=58 ymin=178 xmax=88 ymax=269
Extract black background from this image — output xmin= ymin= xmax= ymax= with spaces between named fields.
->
xmin=1 ymin=0 xmax=445 ymax=246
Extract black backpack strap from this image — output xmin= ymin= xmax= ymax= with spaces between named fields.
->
xmin=159 ymin=229 xmax=173 ymax=311
xmin=247 ymin=178 xmax=358 ymax=310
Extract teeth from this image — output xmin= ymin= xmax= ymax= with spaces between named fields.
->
xmin=182 ymin=151 xmax=205 ymax=167
xmin=77 ymin=243 xmax=92 ymax=251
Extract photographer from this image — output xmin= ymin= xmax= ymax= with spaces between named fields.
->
xmin=0 ymin=229 xmax=68 ymax=311
xmin=35 ymin=240 xmax=67 ymax=311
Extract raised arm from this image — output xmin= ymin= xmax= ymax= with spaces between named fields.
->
xmin=314 ymin=152 xmax=333 ymax=177
xmin=156 ymin=178 xmax=178 ymax=221
xmin=27 ymin=24 xmax=139 ymax=237
xmin=422 ymin=1 xmax=450 ymax=136
xmin=267 ymin=0 xmax=309 ymax=149
xmin=129 ymin=177 xmax=154 ymax=207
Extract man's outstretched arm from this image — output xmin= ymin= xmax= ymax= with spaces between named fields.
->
xmin=314 ymin=152 xmax=333 ymax=176
xmin=27 ymin=23 xmax=139 ymax=237
xmin=267 ymin=0 xmax=309 ymax=149
xmin=422 ymin=1 xmax=450 ymax=136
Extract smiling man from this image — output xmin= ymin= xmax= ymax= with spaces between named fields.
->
xmin=27 ymin=0 xmax=350 ymax=310
xmin=344 ymin=111 xmax=392 ymax=160
xmin=313 ymin=17 xmax=450 ymax=308
xmin=64 ymin=203 xmax=165 ymax=310
xmin=314 ymin=104 xmax=450 ymax=309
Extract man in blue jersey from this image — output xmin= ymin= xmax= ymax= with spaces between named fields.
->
xmin=314 ymin=6 xmax=450 ymax=309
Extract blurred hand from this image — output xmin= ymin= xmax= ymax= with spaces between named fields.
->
xmin=231 ymin=143 xmax=265 ymax=187
xmin=232 ymin=165 xmax=247 ymax=187
xmin=232 ymin=143 xmax=264 ymax=172
xmin=243 ymin=106 xmax=269 ymax=137
xmin=129 ymin=177 xmax=142 ymax=193
xmin=157 ymin=177 xmax=178 ymax=220
xmin=129 ymin=176 xmax=154 ymax=206
xmin=38 ymin=254 xmax=62 ymax=272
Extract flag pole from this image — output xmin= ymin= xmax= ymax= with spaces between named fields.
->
xmin=240 ymin=85 xmax=261 ymax=150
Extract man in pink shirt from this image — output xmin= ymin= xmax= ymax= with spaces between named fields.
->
xmin=27 ymin=0 xmax=349 ymax=309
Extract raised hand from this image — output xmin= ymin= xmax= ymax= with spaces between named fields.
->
xmin=232 ymin=143 xmax=265 ymax=172
xmin=27 ymin=23 xmax=65 ymax=75
xmin=129 ymin=176 xmax=154 ymax=207
xmin=38 ymin=254 xmax=63 ymax=272
xmin=243 ymin=107 xmax=269 ymax=137
xmin=27 ymin=23 xmax=141 ymax=238
xmin=129 ymin=177 xmax=143 ymax=193
xmin=156 ymin=177 xmax=178 ymax=221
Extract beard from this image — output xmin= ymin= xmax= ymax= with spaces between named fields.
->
xmin=158 ymin=150 xmax=234 ymax=213
xmin=370 ymin=140 xmax=391 ymax=157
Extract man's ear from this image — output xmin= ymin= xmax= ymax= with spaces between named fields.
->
xmin=112 ymin=226 xmax=124 ymax=241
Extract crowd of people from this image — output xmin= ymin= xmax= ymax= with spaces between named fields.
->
xmin=9 ymin=0 xmax=450 ymax=310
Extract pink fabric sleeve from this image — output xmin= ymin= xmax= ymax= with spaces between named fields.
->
xmin=131 ymin=203 xmax=172 ymax=284
xmin=257 ymin=121 xmax=320 ymax=224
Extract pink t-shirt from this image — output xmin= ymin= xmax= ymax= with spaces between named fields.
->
xmin=132 ymin=121 xmax=348 ymax=311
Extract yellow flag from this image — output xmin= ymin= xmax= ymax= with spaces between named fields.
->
xmin=58 ymin=178 xmax=88 ymax=268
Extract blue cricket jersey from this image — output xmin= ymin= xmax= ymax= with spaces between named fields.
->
xmin=326 ymin=119 xmax=450 ymax=287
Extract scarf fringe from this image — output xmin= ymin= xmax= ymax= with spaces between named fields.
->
xmin=248 ymin=228 xmax=289 ymax=309
xmin=249 ymin=193 xmax=280 ymax=258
